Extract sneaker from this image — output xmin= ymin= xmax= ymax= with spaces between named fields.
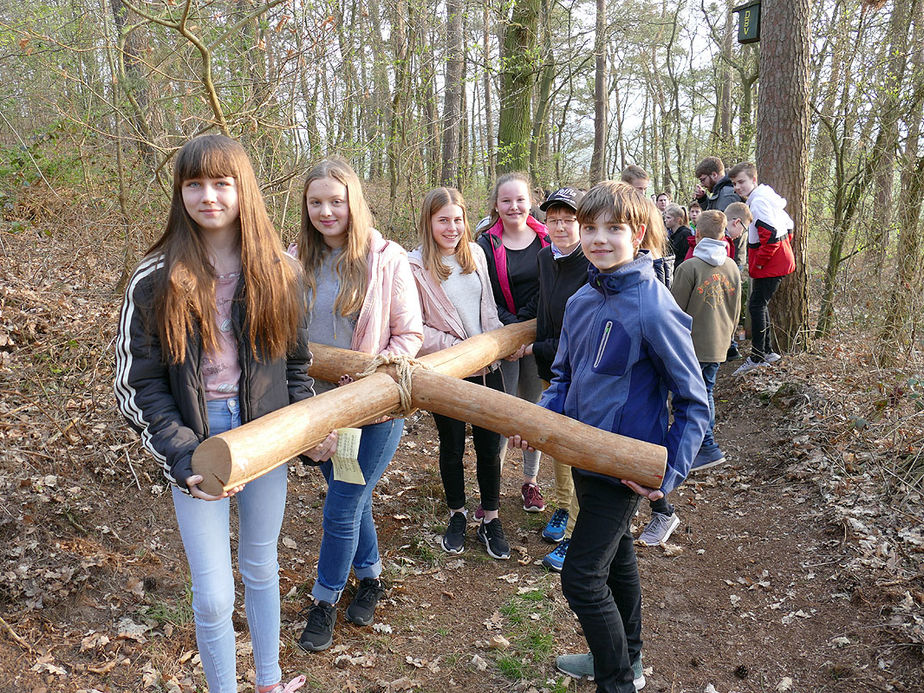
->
xmin=637 ymin=511 xmax=680 ymax=546
xmin=297 ymin=601 xmax=336 ymax=652
xmin=733 ymin=357 xmax=769 ymax=376
xmin=632 ymin=654 xmax=646 ymax=690
xmin=441 ymin=511 xmax=467 ymax=554
xmin=260 ymin=676 xmax=307 ymax=693
xmin=477 ymin=518 xmax=510 ymax=559
xmin=556 ymin=652 xmax=594 ymax=680
xmin=764 ymin=351 xmax=782 ymax=364
xmin=542 ymin=538 xmax=569 ymax=572
xmin=555 ymin=652 xmax=645 ymax=690
xmin=726 ymin=345 xmax=742 ymax=361
xmin=690 ymin=448 xmax=726 ymax=472
xmin=541 ymin=508 xmax=569 ymax=543
xmin=521 ymin=482 xmax=546 ymax=512
xmin=345 ymin=577 xmax=386 ymax=626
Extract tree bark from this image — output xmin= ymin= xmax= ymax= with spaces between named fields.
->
xmin=589 ymin=0 xmax=607 ymax=184
xmin=439 ymin=0 xmax=464 ymax=187
xmin=497 ymin=0 xmax=540 ymax=174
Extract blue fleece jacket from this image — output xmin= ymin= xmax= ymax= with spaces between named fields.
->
xmin=538 ymin=253 xmax=709 ymax=495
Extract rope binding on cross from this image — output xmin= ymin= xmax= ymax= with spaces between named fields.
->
xmin=356 ymin=354 xmax=430 ymax=417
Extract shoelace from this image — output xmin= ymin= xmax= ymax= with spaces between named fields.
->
xmin=354 ymin=579 xmax=385 ymax=607
xmin=551 ymin=539 xmax=569 ymax=557
xmin=448 ymin=513 xmax=466 ymax=532
xmin=304 ymin=603 xmax=333 ymax=631
xmin=263 ymin=675 xmax=306 ymax=693
xmin=548 ymin=509 xmax=567 ymax=528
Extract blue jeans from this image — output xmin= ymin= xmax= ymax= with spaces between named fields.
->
xmin=312 ymin=418 xmax=404 ymax=604
xmin=699 ymin=362 xmax=721 ymax=457
xmin=172 ymin=397 xmax=287 ymax=691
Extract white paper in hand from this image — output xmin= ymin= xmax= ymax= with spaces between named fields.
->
xmin=332 ymin=427 xmax=365 ymax=484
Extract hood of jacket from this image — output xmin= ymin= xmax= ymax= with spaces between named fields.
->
xmin=692 ymin=237 xmax=729 ymax=266
xmin=747 ymin=184 xmax=794 ymax=239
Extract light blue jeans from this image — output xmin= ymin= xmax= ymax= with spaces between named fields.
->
xmin=498 ymin=354 xmax=543 ymax=477
xmin=172 ymin=397 xmax=287 ymax=691
xmin=312 ymin=418 xmax=404 ymax=604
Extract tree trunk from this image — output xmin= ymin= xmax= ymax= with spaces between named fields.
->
xmin=497 ymin=0 xmax=540 ymax=174
xmin=529 ymin=0 xmax=554 ymax=187
xmin=589 ymin=0 xmax=607 ymax=184
xmin=483 ymin=5 xmax=496 ymax=183
xmin=758 ymin=0 xmax=811 ymax=353
xmin=439 ymin=0 xmax=464 ymax=187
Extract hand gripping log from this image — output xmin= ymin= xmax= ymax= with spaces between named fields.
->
xmin=191 ymin=320 xmax=667 ymax=495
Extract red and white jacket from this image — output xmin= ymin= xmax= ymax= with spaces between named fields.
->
xmin=745 ymin=184 xmax=796 ymax=279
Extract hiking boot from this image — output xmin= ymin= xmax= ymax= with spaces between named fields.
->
xmin=297 ymin=601 xmax=336 ymax=652
xmin=556 ymin=652 xmax=594 ymax=680
xmin=521 ymin=482 xmax=545 ymax=512
xmin=345 ymin=577 xmax=386 ymax=626
xmin=690 ymin=448 xmax=726 ymax=472
xmin=541 ymin=507 xmax=569 ymax=542
xmin=477 ymin=518 xmax=510 ymax=559
xmin=637 ymin=511 xmax=680 ymax=546
xmin=542 ymin=538 xmax=569 ymax=572
xmin=733 ymin=357 xmax=768 ymax=376
xmin=441 ymin=511 xmax=467 ymax=554
xmin=763 ymin=351 xmax=782 ymax=364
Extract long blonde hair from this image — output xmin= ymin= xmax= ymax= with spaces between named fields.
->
xmin=148 ymin=134 xmax=301 ymax=364
xmin=417 ymin=187 xmax=476 ymax=282
xmin=487 ymin=172 xmax=532 ymax=230
xmin=296 ymin=158 xmax=371 ymax=317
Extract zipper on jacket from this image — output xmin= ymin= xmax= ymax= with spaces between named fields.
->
xmin=594 ymin=320 xmax=613 ymax=368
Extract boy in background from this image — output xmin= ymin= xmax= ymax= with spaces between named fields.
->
xmin=511 ymin=181 xmax=708 ymax=692
xmin=724 ymin=201 xmax=753 ymax=357
xmin=688 ymin=200 xmax=702 ymax=229
xmin=671 ymin=210 xmax=741 ymax=471
xmin=728 ymin=162 xmax=795 ymax=375
xmin=620 ymin=165 xmax=650 ymax=196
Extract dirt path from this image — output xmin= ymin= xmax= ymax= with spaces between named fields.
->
xmin=1 ymin=231 xmax=922 ymax=692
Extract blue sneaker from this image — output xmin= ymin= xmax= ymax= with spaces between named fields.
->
xmin=541 ymin=508 xmax=569 ymax=543
xmin=690 ymin=447 xmax=726 ymax=472
xmin=542 ymin=538 xmax=569 ymax=572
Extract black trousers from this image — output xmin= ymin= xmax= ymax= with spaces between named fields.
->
xmin=561 ymin=472 xmax=643 ymax=693
xmin=432 ymin=368 xmax=504 ymax=512
xmin=749 ymin=275 xmax=783 ymax=359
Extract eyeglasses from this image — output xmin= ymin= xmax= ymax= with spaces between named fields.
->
xmin=546 ymin=218 xmax=578 ymax=229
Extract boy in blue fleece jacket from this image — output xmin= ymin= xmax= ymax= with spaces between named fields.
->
xmin=511 ymin=181 xmax=708 ymax=692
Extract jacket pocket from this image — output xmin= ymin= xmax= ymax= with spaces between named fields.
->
xmin=591 ymin=319 xmax=630 ymax=376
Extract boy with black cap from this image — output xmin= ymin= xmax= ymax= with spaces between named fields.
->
xmin=515 ymin=187 xmax=587 ymax=571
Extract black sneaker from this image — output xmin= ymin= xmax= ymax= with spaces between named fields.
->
xmin=477 ymin=518 xmax=510 ymax=560
xmin=297 ymin=601 xmax=336 ymax=652
xmin=726 ymin=344 xmax=742 ymax=361
xmin=345 ymin=577 xmax=386 ymax=626
xmin=442 ymin=511 xmax=467 ymax=554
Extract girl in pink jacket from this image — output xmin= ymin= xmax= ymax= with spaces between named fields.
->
xmin=409 ymin=187 xmax=511 ymax=561
xmin=290 ymin=158 xmax=423 ymax=652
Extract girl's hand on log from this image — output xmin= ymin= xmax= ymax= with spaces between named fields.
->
xmin=306 ymin=431 xmax=338 ymax=462
xmin=337 ymin=374 xmax=354 ymax=387
xmin=621 ymin=479 xmax=664 ymax=501
xmin=508 ymin=434 xmax=535 ymax=452
xmin=186 ymin=475 xmax=244 ymax=501
xmin=506 ymin=344 xmax=530 ymax=361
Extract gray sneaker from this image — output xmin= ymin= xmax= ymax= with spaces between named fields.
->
xmin=555 ymin=652 xmax=645 ymax=689
xmin=637 ymin=511 xmax=680 ymax=546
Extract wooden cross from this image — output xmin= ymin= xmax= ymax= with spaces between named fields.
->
xmin=191 ymin=320 xmax=666 ymax=495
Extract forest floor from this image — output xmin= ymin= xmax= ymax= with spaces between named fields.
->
xmin=1 ymin=221 xmax=923 ymax=693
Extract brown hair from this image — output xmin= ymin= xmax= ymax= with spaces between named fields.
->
xmin=724 ymin=201 xmax=753 ymax=226
xmin=417 ymin=187 xmax=476 ymax=282
xmin=728 ymin=161 xmax=758 ymax=181
xmin=487 ymin=172 xmax=532 ymax=229
xmin=620 ymin=164 xmax=650 ymax=184
xmin=689 ymin=200 xmax=702 ymax=211
xmin=694 ymin=156 xmax=725 ymax=178
xmin=148 ymin=134 xmax=301 ymax=364
xmin=664 ymin=203 xmax=689 ymax=227
xmin=296 ymin=158 xmax=372 ymax=317
xmin=696 ymin=210 xmax=727 ymax=240
xmin=642 ymin=199 xmax=667 ymax=258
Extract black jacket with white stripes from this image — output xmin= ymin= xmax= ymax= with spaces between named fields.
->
xmin=113 ymin=254 xmax=314 ymax=492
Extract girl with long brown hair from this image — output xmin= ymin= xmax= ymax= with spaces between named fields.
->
xmin=115 ymin=134 xmax=315 ymax=693
xmin=290 ymin=158 xmax=423 ymax=652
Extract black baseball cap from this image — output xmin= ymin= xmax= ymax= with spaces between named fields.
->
xmin=540 ymin=187 xmax=583 ymax=212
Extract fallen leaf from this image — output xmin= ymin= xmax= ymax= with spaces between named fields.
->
xmin=776 ymin=677 xmax=794 ymax=691
xmin=471 ymin=654 xmax=488 ymax=671
xmin=489 ymin=635 xmax=510 ymax=650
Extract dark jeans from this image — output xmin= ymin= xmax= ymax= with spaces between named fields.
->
xmin=432 ymin=369 xmax=504 ymax=512
xmin=562 ymin=472 xmax=643 ymax=693
xmin=749 ymin=275 xmax=783 ymax=359
xmin=699 ymin=362 xmax=719 ymax=455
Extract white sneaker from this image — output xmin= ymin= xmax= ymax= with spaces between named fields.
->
xmin=764 ymin=352 xmax=782 ymax=364
xmin=637 ymin=512 xmax=680 ymax=546
xmin=733 ymin=357 xmax=769 ymax=376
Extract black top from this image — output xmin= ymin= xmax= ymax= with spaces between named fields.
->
xmin=477 ymin=233 xmax=543 ymax=324
xmin=534 ymin=245 xmax=590 ymax=382
xmin=668 ymin=226 xmax=694 ymax=275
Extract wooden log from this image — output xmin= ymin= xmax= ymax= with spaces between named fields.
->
xmin=307 ymin=319 xmax=537 ymax=383
xmin=410 ymin=370 xmax=666 ymax=489
xmin=191 ymin=373 xmax=399 ymax=495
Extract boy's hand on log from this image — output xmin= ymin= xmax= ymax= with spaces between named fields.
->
xmin=506 ymin=344 xmax=531 ymax=361
xmin=621 ymin=479 xmax=664 ymax=501
xmin=186 ymin=475 xmax=245 ymax=501
xmin=306 ymin=431 xmax=338 ymax=462
xmin=507 ymin=434 xmax=535 ymax=452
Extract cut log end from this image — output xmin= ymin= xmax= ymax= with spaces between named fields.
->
xmin=191 ymin=436 xmax=233 ymax=496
